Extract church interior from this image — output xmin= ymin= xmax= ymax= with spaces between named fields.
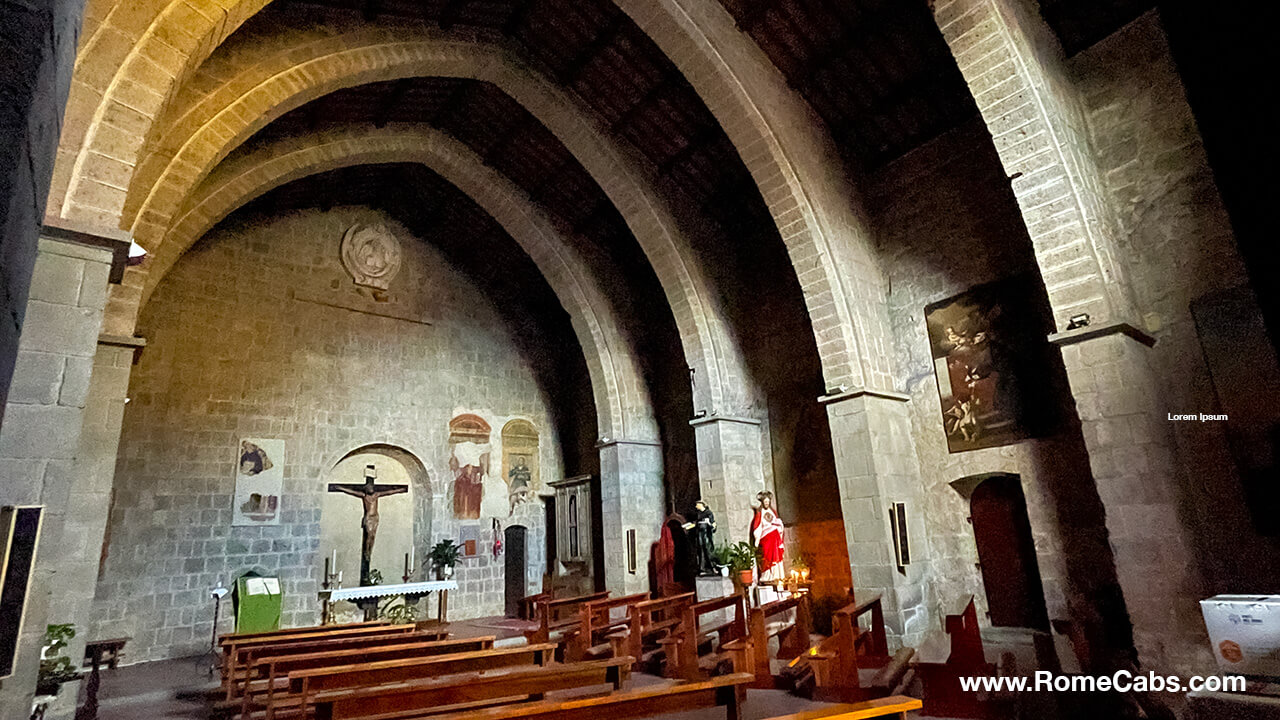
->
xmin=0 ymin=0 xmax=1275 ymax=718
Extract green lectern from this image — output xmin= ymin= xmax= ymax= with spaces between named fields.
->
xmin=234 ymin=575 xmax=282 ymax=634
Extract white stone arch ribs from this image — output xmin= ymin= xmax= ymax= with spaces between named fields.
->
xmin=158 ymin=125 xmax=658 ymax=445
xmin=614 ymin=0 xmax=902 ymax=394
xmin=79 ymin=25 xmax=749 ymax=418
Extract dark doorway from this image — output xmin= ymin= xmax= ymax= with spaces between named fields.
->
xmin=544 ymin=496 xmax=557 ymax=568
xmin=969 ymin=474 xmax=1049 ymax=630
xmin=504 ymin=525 xmax=527 ymax=618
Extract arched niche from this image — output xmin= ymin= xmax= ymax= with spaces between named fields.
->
xmin=501 ymin=419 xmax=539 ymax=516
xmin=321 ymin=444 xmax=431 ymax=589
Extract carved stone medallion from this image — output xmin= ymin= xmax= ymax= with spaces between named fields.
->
xmin=341 ymin=222 xmax=402 ymax=290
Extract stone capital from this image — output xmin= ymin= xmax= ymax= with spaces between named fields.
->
xmin=41 ymin=217 xmax=133 ymax=283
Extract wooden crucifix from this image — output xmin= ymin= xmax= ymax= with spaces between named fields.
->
xmin=328 ymin=464 xmax=408 ymax=586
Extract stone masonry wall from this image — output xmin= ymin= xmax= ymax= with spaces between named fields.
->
xmin=868 ymin=119 xmax=1117 ymax=643
xmin=95 ymin=206 xmax=561 ymax=661
xmin=1071 ymin=13 xmax=1280 ymax=594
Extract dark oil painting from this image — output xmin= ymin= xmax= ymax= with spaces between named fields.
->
xmin=925 ymin=275 xmax=1055 ymax=453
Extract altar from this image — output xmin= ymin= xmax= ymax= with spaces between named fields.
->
xmin=319 ymin=580 xmax=458 ymax=624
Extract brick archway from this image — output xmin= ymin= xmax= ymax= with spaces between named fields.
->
xmin=151 ymin=125 xmax=657 ymax=445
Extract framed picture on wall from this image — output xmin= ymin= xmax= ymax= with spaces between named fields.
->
xmin=924 ymin=275 xmax=1057 ymax=453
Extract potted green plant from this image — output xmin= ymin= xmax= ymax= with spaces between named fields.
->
xmin=37 ymin=624 xmax=81 ymax=697
xmin=725 ymin=541 xmax=762 ymax=588
xmin=428 ymin=539 xmax=462 ymax=580
xmin=712 ymin=543 xmax=733 ymax=577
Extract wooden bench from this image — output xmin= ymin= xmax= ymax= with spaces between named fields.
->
xmin=523 ymin=591 xmax=610 ymax=645
xmin=912 ymin=596 xmax=994 ymax=718
xmin=787 ymin=592 xmax=901 ymax=701
xmin=563 ymin=591 xmax=649 ymax=661
xmin=762 ymin=695 xmax=923 ymax=720
xmin=404 ymin=671 xmax=755 ymax=720
xmin=615 ymin=592 xmax=696 ymax=674
xmin=230 ymin=636 xmax=498 ymax=716
xmin=673 ymin=594 xmax=751 ymax=680
xmin=745 ymin=593 xmax=813 ymax=688
xmin=309 ymin=656 xmax=633 ymax=720
xmin=220 ymin=624 xmax=427 ymax=699
xmin=224 ymin=630 xmax=458 ymax=702
xmin=221 ymin=621 xmax=391 ymax=647
xmin=281 ymin=643 xmax=559 ymax=719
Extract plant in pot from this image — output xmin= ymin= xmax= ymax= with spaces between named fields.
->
xmin=428 ymin=539 xmax=461 ymax=580
xmin=712 ymin=543 xmax=734 ymax=578
xmin=37 ymin=624 xmax=81 ymax=697
xmin=726 ymin=541 xmax=762 ymax=588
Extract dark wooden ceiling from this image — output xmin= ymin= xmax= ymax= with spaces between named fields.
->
xmin=1037 ymin=0 xmax=1154 ymax=56
xmin=718 ymin=0 xmax=978 ymax=171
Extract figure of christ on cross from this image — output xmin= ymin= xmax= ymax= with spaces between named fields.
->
xmin=328 ymin=464 xmax=409 ymax=586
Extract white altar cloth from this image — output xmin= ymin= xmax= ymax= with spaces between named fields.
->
xmin=320 ymin=580 xmax=458 ymax=603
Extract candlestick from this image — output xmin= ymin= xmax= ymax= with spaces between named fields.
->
xmin=324 ymin=557 xmax=331 ymax=585
xmin=332 ymin=548 xmax=337 ymax=567
xmin=404 ymin=552 xmax=411 ymax=579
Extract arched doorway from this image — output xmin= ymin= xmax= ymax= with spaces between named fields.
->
xmin=959 ymin=473 xmax=1049 ymax=630
xmin=504 ymin=525 xmax=528 ymax=617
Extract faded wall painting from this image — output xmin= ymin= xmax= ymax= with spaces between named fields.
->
xmin=925 ymin=276 xmax=1054 ymax=452
xmin=233 ymin=439 xmax=284 ymax=525
xmin=501 ymin=419 xmax=539 ymax=515
xmin=449 ymin=414 xmax=491 ymax=520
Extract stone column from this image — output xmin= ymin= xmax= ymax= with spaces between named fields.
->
xmin=822 ymin=390 xmax=931 ymax=648
xmin=933 ymin=0 xmax=1210 ymax=676
xmin=597 ymin=439 xmax=664 ymax=595
xmin=690 ymin=415 xmax=765 ymax=543
xmin=0 ymin=221 xmax=128 ymax=718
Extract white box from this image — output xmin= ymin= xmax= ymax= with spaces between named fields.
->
xmin=1201 ymin=595 xmax=1280 ymax=678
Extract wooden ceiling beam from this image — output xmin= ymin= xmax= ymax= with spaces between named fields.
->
xmin=607 ymin=69 xmax=678 ymax=135
xmin=558 ymin=13 xmax=625 ymax=85
xmin=656 ymin=123 xmax=720 ymax=177
xmin=481 ymin=115 xmax=532 ymax=167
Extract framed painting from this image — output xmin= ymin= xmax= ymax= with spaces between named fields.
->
xmin=925 ymin=275 xmax=1056 ymax=452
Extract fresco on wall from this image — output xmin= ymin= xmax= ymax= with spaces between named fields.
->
xmin=501 ymin=419 xmax=539 ymax=515
xmin=925 ymin=276 xmax=1055 ymax=452
xmin=449 ymin=414 xmax=491 ymax=520
xmin=233 ymin=439 xmax=284 ymax=525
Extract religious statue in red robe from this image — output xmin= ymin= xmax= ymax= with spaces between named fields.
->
xmin=750 ymin=491 xmax=785 ymax=582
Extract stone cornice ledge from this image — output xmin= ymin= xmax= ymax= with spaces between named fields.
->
xmin=818 ymin=387 xmax=911 ymax=405
xmin=41 ymin=216 xmax=133 ymax=284
xmin=98 ymin=334 xmax=146 ymax=348
xmin=688 ymin=414 xmax=761 ymax=428
xmin=1048 ymin=321 xmax=1156 ymax=349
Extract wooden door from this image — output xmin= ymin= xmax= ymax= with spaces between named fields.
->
xmin=970 ymin=475 xmax=1049 ymax=630
xmin=504 ymin=525 xmax=527 ymax=618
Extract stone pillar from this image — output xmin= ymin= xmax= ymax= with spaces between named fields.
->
xmin=822 ymin=390 xmax=930 ymax=648
xmin=597 ymin=440 xmax=664 ymax=595
xmin=933 ymin=0 xmax=1210 ymax=676
xmin=690 ymin=416 xmax=765 ymax=544
xmin=0 ymin=221 xmax=128 ymax=718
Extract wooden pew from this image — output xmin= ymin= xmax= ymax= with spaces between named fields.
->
xmin=523 ymin=591 xmax=610 ymax=645
xmin=912 ymin=596 xmax=995 ymax=718
xmin=309 ymin=656 xmax=632 ymax=720
xmin=744 ymin=593 xmax=813 ymax=688
xmin=614 ymin=592 xmax=696 ymax=673
xmin=232 ymin=636 xmax=497 ymax=716
xmin=786 ymin=592 xmax=895 ymax=700
xmin=224 ymin=630 xmax=459 ymax=701
xmin=672 ymin=594 xmax=751 ymax=680
xmin=563 ymin=592 xmax=649 ymax=661
xmin=221 ymin=624 xmax=425 ymax=699
xmin=220 ymin=621 xmax=390 ymax=646
xmin=408 ymin=672 xmax=755 ymax=720
xmin=762 ymin=695 xmax=923 ymax=720
xmin=282 ymin=643 xmax=559 ymax=719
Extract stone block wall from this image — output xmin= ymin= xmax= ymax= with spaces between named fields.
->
xmin=95 ymin=207 xmax=561 ymax=661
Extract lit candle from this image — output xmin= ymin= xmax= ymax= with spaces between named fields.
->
xmin=337 ymin=570 xmax=343 ymax=583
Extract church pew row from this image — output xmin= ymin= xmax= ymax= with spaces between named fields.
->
xmin=308 ymin=656 xmax=633 ymax=720
xmin=785 ymin=592 xmax=906 ymax=702
xmin=674 ymin=594 xmax=753 ymax=680
xmin=219 ymin=620 xmax=392 ymax=647
xmin=911 ymin=596 xmax=995 ymax=719
xmin=615 ymin=592 xmax=697 ymax=674
xmin=401 ymin=672 xmax=755 ymax=720
xmin=762 ymin=695 xmax=923 ymax=720
xmin=562 ymin=591 xmax=650 ymax=662
xmin=744 ymin=593 xmax=814 ymax=689
xmin=223 ymin=636 xmax=498 ymax=715
xmin=247 ymin=643 xmax=559 ymax=719
xmin=221 ymin=624 xmax=428 ymax=698
xmin=523 ymin=591 xmax=611 ymax=645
